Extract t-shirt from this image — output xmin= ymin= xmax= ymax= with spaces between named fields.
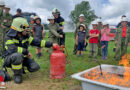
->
xmin=101 ymin=29 xmax=110 ymax=41
xmin=33 ymin=24 xmax=43 ymax=39
xmin=89 ymin=29 xmax=99 ymax=44
xmin=122 ymin=26 xmax=127 ymax=37
xmin=77 ymin=30 xmax=86 ymax=43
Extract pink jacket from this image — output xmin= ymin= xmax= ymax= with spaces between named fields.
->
xmin=101 ymin=28 xmax=110 ymax=41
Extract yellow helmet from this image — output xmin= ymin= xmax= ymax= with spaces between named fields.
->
xmin=11 ymin=17 xmax=29 ymax=32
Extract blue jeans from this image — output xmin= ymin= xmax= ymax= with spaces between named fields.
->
xmin=101 ymin=41 xmax=108 ymax=57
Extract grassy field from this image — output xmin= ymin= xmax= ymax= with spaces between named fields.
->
xmin=0 ymin=32 xmax=129 ymax=90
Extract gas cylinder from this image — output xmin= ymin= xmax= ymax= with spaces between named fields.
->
xmin=50 ymin=45 xmax=66 ymax=79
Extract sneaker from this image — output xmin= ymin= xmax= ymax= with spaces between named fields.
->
xmin=105 ymin=56 xmax=108 ymax=60
xmin=77 ymin=55 xmax=80 ymax=57
xmin=36 ymin=54 xmax=40 ymax=59
xmin=94 ymin=57 xmax=97 ymax=61
xmin=88 ymin=56 xmax=92 ymax=58
xmin=80 ymin=54 xmax=84 ymax=57
xmin=102 ymin=56 xmax=105 ymax=60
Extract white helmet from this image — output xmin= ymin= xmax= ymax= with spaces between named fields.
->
xmin=79 ymin=24 xmax=86 ymax=29
xmin=33 ymin=16 xmax=40 ymax=20
xmin=97 ymin=18 xmax=102 ymax=22
xmin=121 ymin=17 xmax=128 ymax=22
xmin=0 ymin=0 xmax=5 ymax=6
xmin=4 ymin=5 xmax=10 ymax=9
xmin=103 ymin=22 xmax=108 ymax=26
xmin=91 ymin=21 xmax=98 ymax=25
xmin=79 ymin=14 xmax=84 ymax=17
xmin=30 ymin=15 xmax=35 ymax=19
xmin=47 ymin=15 xmax=55 ymax=20
xmin=52 ymin=8 xmax=60 ymax=14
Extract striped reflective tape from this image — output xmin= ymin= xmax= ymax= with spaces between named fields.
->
xmin=28 ymin=36 xmax=34 ymax=45
xmin=12 ymin=64 xmax=22 ymax=70
xmin=41 ymin=40 xmax=46 ymax=47
xmin=17 ymin=47 xmax=23 ymax=54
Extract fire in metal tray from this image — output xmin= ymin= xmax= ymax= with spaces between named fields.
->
xmin=84 ymin=54 xmax=130 ymax=88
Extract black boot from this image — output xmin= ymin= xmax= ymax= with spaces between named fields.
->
xmin=13 ymin=69 xmax=22 ymax=84
xmin=14 ymin=74 xmax=22 ymax=84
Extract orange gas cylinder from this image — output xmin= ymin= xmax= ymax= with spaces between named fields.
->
xmin=50 ymin=45 xmax=66 ymax=79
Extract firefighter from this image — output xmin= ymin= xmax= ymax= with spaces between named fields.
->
xmin=2 ymin=17 xmax=55 ymax=84
xmin=97 ymin=18 xmax=103 ymax=56
xmin=114 ymin=17 xmax=130 ymax=60
xmin=0 ymin=0 xmax=5 ymax=56
xmin=52 ymin=8 xmax=65 ymax=46
xmin=73 ymin=14 xmax=89 ymax=55
xmin=1 ymin=5 xmax=13 ymax=36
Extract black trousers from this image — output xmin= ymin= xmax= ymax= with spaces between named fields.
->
xmin=4 ymin=53 xmax=40 ymax=73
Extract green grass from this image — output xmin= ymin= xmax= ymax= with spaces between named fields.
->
xmin=0 ymin=32 xmax=129 ymax=90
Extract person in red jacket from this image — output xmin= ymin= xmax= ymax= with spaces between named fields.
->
xmin=89 ymin=21 xmax=99 ymax=60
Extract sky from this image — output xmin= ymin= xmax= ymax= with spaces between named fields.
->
xmin=4 ymin=0 xmax=130 ymax=25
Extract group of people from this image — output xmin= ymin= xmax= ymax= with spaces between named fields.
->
xmin=0 ymin=0 xmax=129 ymax=84
xmin=73 ymin=14 xmax=130 ymax=61
xmin=0 ymin=0 xmax=66 ymax=83
xmin=0 ymin=1 xmax=59 ymax=84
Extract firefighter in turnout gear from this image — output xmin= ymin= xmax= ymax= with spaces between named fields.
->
xmin=2 ymin=17 xmax=54 ymax=84
xmin=52 ymin=8 xmax=65 ymax=46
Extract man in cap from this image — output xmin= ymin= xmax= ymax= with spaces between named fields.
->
xmin=52 ymin=8 xmax=65 ymax=46
xmin=0 ymin=0 xmax=5 ymax=56
xmin=1 ymin=5 xmax=12 ymax=35
xmin=2 ymin=17 xmax=56 ymax=84
xmin=73 ymin=14 xmax=89 ymax=55
xmin=114 ymin=17 xmax=130 ymax=60
xmin=97 ymin=18 xmax=103 ymax=56
xmin=13 ymin=8 xmax=22 ymax=19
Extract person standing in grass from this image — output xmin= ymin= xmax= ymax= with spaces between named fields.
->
xmin=89 ymin=21 xmax=99 ymax=60
xmin=114 ymin=17 xmax=130 ymax=60
xmin=73 ymin=14 xmax=89 ymax=55
xmin=101 ymin=22 xmax=110 ymax=60
xmin=33 ymin=16 xmax=45 ymax=58
xmin=76 ymin=24 xmax=86 ymax=57
xmin=97 ymin=18 xmax=103 ymax=56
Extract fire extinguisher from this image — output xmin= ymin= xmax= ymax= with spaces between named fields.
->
xmin=50 ymin=45 xmax=66 ymax=79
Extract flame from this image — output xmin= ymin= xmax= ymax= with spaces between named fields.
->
xmin=84 ymin=54 xmax=130 ymax=87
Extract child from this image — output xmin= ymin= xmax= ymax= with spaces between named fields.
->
xmin=33 ymin=16 xmax=45 ymax=58
xmin=89 ymin=21 xmax=99 ymax=60
xmin=76 ymin=24 xmax=86 ymax=57
xmin=101 ymin=22 xmax=110 ymax=60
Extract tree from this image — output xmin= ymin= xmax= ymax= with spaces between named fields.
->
xmin=70 ymin=1 xmax=97 ymax=24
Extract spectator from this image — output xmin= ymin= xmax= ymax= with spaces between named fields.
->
xmin=33 ymin=16 xmax=45 ymax=58
xmin=117 ymin=15 xmax=130 ymax=28
xmin=13 ymin=8 xmax=22 ymax=19
xmin=101 ymin=22 xmax=110 ymax=60
xmin=89 ymin=21 xmax=99 ymax=60
xmin=76 ymin=24 xmax=86 ymax=57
